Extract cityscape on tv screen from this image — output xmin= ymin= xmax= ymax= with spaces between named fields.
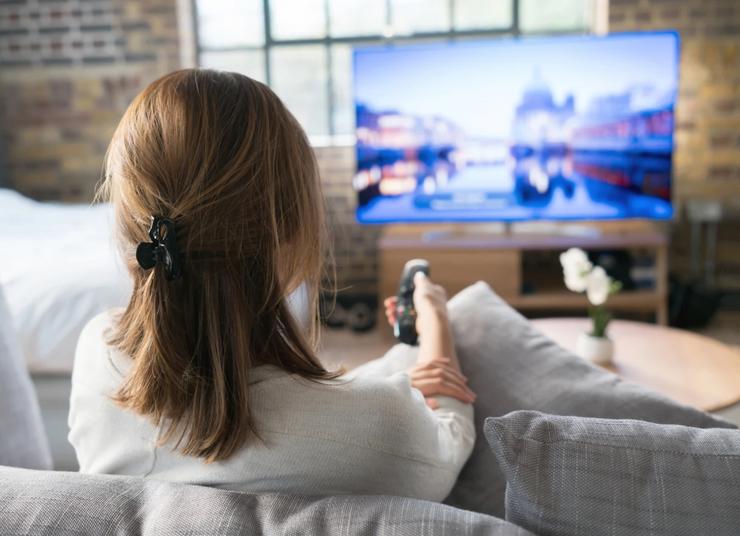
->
xmin=353 ymin=32 xmax=678 ymax=223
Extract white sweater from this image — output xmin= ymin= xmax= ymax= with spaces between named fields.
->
xmin=68 ymin=311 xmax=475 ymax=502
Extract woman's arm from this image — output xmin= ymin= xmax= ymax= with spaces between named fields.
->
xmin=384 ymin=273 xmax=476 ymax=408
xmin=412 ymin=273 xmax=459 ymax=369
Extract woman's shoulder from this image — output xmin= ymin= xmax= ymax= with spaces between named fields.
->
xmin=76 ymin=309 xmax=122 ymax=359
xmin=80 ymin=307 xmax=120 ymax=338
xmin=73 ymin=308 xmax=129 ymax=387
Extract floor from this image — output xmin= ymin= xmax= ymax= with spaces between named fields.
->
xmin=699 ymin=311 xmax=740 ymax=424
xmin=698 ymin=311 xmax=740 ymax=347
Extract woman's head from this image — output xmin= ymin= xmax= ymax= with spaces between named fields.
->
xmin=101 ymin=69 xmax=335 ymax=462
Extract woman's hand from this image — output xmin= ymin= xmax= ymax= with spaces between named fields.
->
xmin=383 ymin=295 xmax=399 ymax=326
xmin=383 ymin=273 xmax=449 ymax=337
xmin=407 ymin=357 xmax=476 ymax=409
xmin=411 ymin=272 xmax=449 ymax=336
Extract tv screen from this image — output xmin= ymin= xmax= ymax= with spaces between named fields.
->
xmin=353 ymin=32 xmax=678 ymax=224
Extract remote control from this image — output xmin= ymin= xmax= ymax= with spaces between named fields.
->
xmin=393 ymin=259 xmax=430 ymax=345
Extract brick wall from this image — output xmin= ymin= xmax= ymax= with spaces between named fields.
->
xmin=0 ymin=0 xmax=180 ymax=200
xmin=610 ymin=0 xmax=740 ymax=200
xmin=610 ymin=0 xmax=740 ymax=286
xmin=316 ymin=145 xmax=381 ymax=294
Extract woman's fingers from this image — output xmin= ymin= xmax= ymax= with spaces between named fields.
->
xmin=425 ymin=397 xmax=439 ymax=410
xmin=409 ymin=363 xmax=470 ymax=393
xmin=408 ymin=358 xmax=476 ymax=405
xmin=414 ymin=377 xmax=475 ymax=403
xmin=412 ymin=358 xmax=465 ymax=380
xmin=411 ymin=377 xmax=476 ymax=403
xmin=419 ymin=380 xmax=475 ymax=404
xmin=384 ymin=296 xmax=398 ymax=326
xmin=410 ymin=367 xmax=469 ymax=391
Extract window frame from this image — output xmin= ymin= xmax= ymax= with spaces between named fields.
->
xmin=191 ymin=0 xmax=597 ymax=142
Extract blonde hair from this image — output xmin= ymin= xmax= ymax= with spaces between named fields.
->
xmin=100 ymin=69 xmax=337 ymax=462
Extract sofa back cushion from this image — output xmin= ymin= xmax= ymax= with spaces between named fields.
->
xmin=0 ymin=466 xmax=534 ymax=536
xmin=442 ymin=282 xmax=734 ymax=518
xmin=0 ymin=285 xmax=51 ymax=469
xmin=485 ymin=411 xmax=740 ymax=536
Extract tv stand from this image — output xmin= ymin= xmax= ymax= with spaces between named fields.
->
xmin=419 ymin=221 xmax=604 ymax=242
xmin=379 ymin=220 xmax=669 ymax=327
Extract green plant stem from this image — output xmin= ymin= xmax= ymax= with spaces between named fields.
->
xmin=589 ymin=306 xmax=611 ymax=338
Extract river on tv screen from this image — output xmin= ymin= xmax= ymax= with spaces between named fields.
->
xmin=353 ymin=32 xmax=678 ymax=223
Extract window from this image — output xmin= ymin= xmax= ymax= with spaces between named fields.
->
xmin=519 ymin=0 xmax=594 ymax=32
xmin=194 ymin=0 xmax=597 ymax=142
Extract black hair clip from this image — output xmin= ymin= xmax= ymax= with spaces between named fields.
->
xmin=135 ymin=216 xmax=182 ymax=281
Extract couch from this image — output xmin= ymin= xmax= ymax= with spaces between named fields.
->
xmin=1 ymin=283 xmax=737 ymax=535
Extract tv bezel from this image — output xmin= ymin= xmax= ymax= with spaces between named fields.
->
xmin=351 ymin=30 xmax=681 ymax=225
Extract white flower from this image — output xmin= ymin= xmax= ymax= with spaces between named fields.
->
xmin=564 ymin=270 xmax=589 ymax=292
xmin=586 ymin=266 xmax=611 ymax=306
xmin=560 ymin=248 xmax=593 ymax=293
xmin=560 ymin=248 xmax=592 ymax=274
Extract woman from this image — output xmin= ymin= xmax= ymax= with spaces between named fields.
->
xmin=68 ymin=69 xmax=476 ymax=502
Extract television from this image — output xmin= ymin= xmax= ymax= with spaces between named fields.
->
xmin=353 ymin=31 xmax=679 ymax=224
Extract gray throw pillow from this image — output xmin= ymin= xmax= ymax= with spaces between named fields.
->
xmin=485 ymin=411 xmax=740 ymax=536
xmin=0 ymin=466 xmax=535 ymax=536
xmin=0 ymin=285 xmax=52 ymax=469
xmin=442 ymin=282 xmax=734 ymax=518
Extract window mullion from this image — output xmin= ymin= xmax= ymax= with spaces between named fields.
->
xmin=262 ymin=0 xmax=272 ymax=85
xmin=325 ymin=0 xmax=334 ymax=137
xmin=190 ymin=0 xmax=202 ymax=66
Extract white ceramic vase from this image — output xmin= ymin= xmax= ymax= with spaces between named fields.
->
xmin=576 ymin=332 xmax=614 ymax=365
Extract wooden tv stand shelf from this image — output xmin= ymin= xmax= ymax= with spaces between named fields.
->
xmin=379 ymin=221 xmax=669 ymax=326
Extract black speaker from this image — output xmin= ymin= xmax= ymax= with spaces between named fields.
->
xmin=669 ymin=276 xmax=721 ymax=329
xmin=321 ymin=294 xmax=377 ymax=332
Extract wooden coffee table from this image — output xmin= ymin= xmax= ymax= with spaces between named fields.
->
xmin=531 ymin=318 xmax=740 ymax=412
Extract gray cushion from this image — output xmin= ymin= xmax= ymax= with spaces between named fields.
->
xmin=442 ymin=282 xmax=734 ymax=518
xmin=0 ymin=466 xmax=534 ymax=536
xmin=485 ymin=411 xmax=740 ymax=536
xmin=0 ymin=285 xmax=52 ymax=469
